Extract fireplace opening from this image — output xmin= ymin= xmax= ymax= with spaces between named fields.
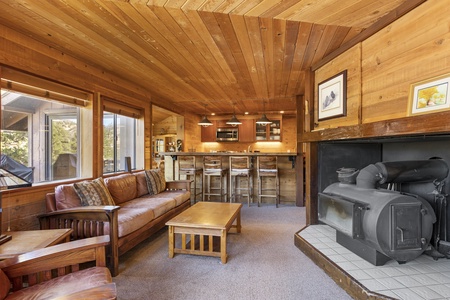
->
xmin=317 ymin=136 xmax=450 ymax=266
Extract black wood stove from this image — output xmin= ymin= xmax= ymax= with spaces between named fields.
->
xmin=318 ymin=159 xmax=449 ymax=266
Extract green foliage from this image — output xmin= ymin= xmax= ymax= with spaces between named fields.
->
xmin=1 ymin=130 xmax=28 ymax=165
xmin=103 ymin=123 xmax=114 ymax=160
xmin=51 ymin=119 xmax=77 ymax=164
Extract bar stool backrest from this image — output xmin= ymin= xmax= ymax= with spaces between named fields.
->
xmin=257 ymin=156 xmax=278 ymax=172
xmin=230 ymin=156 xmax=251 ymax=171
xmin=179 ymin=155 xmax=197 ymax=170
xmin=203 ymin=156 xmax=224 ymax=172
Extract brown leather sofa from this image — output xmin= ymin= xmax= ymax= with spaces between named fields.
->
xmin=0 ymin=235 xmax=116 ymax=299
xmin=39 ymin=171 xmax=191 ymax=277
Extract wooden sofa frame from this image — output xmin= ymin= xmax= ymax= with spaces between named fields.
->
xmin=39 ymin=180 xmax=191 ymax=277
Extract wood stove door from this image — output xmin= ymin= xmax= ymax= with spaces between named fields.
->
xmin=391 ymin=203 xmax=422 ymax=250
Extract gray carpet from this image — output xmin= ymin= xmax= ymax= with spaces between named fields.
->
xmin=113 ymin=204 xmax=352 ymax=300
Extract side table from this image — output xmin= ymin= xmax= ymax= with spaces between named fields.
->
xmin=0 ymin=229 xmax=73 ymax=259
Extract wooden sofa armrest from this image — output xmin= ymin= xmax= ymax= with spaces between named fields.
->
xmin=0 ymin=236 xmax=110 ymax=291
xmin=166 ymin=180 xmax=191 ymax=191
xmin=39 ymin=206 xmax=120 ymax=226
xmin=38 ymin=206 xmax=120 ymax=277
xmin=53 ymin=283 xmax=117 ymax=300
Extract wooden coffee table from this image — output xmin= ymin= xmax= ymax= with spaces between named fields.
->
xmin=166 ymin=202 xmax=242 ymax=263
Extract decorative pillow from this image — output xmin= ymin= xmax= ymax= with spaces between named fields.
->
xmin=73 ymin=177 xmax=115 ymax=206
xmin=144 ymin=168 xmax=166 ymax=195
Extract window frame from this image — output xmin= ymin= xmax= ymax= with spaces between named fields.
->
xmin=103 ymin=111 xmax=137 ymax=174
xmin=1 ymin=68 xmax=93 ymax=186
xmin=45 ymin=110 xmax=81 ymax=181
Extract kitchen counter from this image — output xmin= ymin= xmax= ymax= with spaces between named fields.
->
xmin=158 ymin=151 xmax=300 ymax=206
xmin=159 ymin=151 xmax=297 ymax=171
xmin=159 ymin=151 xmax=297 ymax=157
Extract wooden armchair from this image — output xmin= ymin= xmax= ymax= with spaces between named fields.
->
xmin=39 ymin=205 xmax=121 ymax=276
xmin=0 ymin=235 xmax=116 ymax=299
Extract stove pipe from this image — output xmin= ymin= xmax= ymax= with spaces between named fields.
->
xmin=356 ymin=159 xmax=449 ymax=189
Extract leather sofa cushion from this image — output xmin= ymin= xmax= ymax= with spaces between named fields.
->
xmin=5 ymin=267 xmax=111 ymax=300
xmin=55 ymin=184 xmax=82 ymax=210
xmin=115 ymin=208 xmax=155 ymax=237
xmin=134 ymin=171 xmax=148 ymax=197
xmin=157 ymin=190 xmax=191 ymax=207
xmin=121 ymin=197 xmax=176 ymax=218
xmin=104 ymin=174 xmax=137 ymax=205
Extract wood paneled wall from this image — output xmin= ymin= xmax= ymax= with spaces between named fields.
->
xmin=153 ymin=116 xmax=178 ymax=136
xmin=313 ymin=0 xmax=450 ymax=131
xmin=183 ymin=112 xmax=203 ymax=153
xmin=314 ymin=44 xmax=362 ymax=130
xmin=303 ymin=0 xmax=450 ymax=224
xmin=0 ymin=24 xmax=156 ymax=231
xmin=361 ymin=0 xmax=450 ymax=123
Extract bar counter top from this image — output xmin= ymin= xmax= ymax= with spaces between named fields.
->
xmin=159 ymin=151 xmax=297 ymax=157
xmin=158 ymin=151 xmax=299 ymax=206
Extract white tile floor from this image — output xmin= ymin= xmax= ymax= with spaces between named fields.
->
xmin=299 ymin=225 xmax=450 ymax=300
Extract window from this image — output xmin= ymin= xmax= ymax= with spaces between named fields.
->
xmin=47 ymin=113 xmax=79 ymax=180
xmin=1 ymin=68 xmax=92 ymax=185
xmin=1 ymin=90 xmax=81 ymax=183
xmin=103 ymin=112 xmax=136 ymax=173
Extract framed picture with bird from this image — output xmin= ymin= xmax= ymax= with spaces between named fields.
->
xmin=317 ymin=70 xmax=347 ymax=121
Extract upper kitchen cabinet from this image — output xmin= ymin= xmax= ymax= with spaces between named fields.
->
xmin=201 ymin=120 xmax=216 ymax=142
xmin=239 ymin=119 xmax=255 ymax=142
xmin=256 ymin=119 xmax=281 ymax=141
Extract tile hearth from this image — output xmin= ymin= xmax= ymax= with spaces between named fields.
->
xmin=298 ymin=225 xmax=450 ymax=300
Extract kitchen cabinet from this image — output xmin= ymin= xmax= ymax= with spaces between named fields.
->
xmin=256 ymin=119 xmax=281 ymax=141
xmin=201 ymin=118 xmax=281 ymax=142
xmin=239 ymin=119 xmax=255 ymax=142
xmin=201 ymin=121 xmax=216 ymax=142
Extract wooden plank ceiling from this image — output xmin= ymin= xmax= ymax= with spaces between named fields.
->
xmin=0 ymin=0 xmax=410 ymax=118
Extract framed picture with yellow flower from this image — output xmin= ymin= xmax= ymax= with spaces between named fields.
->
xmin=408 ymin=74 xmax=450 ymax=116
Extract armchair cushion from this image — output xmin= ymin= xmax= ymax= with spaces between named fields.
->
xmin=73 ymin=178 xmax=115 ymax=206
xmin=0 ymin=236 xmax=115 ymax=299
xmin=4 ymin=267 xmax=111 ymax=300
xmin=0 ymin=270 xmax=10 ymax=300
xmin=144 ymin=168 xmax=166 ymax=195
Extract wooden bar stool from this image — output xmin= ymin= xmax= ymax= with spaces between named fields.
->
xmin=178 ymin=155 xmax=202 ymax=203
xmin=229 ymin=156 xmax=253 ymax=206
xmin=202 ymin=156 xmax=228 ymax=202
xmin=257 ymin=156 xmax=280 ymax=207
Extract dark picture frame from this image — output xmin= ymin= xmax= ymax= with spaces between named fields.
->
xmin=317 ymin=70 xmax=347 ymax=121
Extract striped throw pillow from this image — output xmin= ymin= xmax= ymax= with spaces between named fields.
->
xmin=73 ymin=177 xmax=115 ymax=206
xmin=144 ymin=168 xmax=166 ymax=195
